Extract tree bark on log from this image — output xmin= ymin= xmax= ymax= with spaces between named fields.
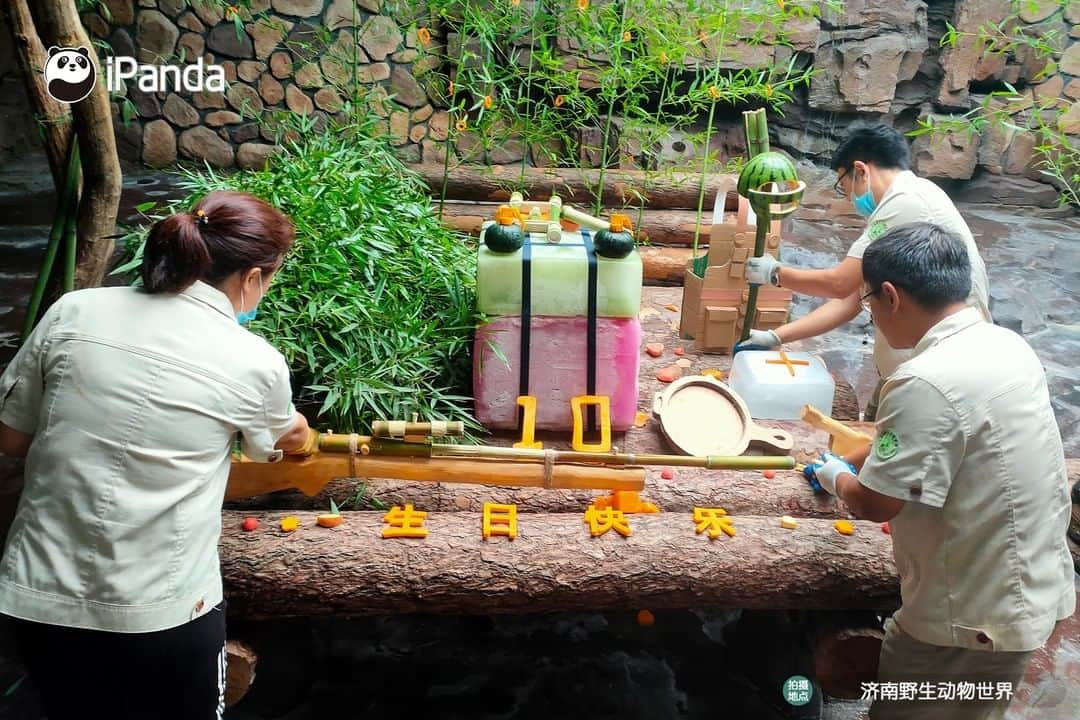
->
xmin=27 ymin=0 xmax=122 ymax=290
xmin=416 ymin=163 xmax=738 ymax=210
xmin=1 ymin=1 xmax=73 ymax=188
xmin=639 ymin=246 xmax=694 ymax=285
xmin=220 ymin=512 xmax=900 ymax=617
xmin=438 ymin=201 xmax=714 ymax=247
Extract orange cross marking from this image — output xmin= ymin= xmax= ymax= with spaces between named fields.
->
xmin=765 ymin=349 xmax=810 ymax=377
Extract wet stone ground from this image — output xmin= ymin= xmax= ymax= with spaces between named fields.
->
xmin=0 ymin=155 xmax=1077 ymax=719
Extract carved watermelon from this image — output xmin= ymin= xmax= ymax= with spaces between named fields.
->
xmin=736 ymin=151 xmax=799 ymax=198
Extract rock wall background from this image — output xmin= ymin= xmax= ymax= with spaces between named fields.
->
xmin=1 ymin=0 xmax=1078 ymax=205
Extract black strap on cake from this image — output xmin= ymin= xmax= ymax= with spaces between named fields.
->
xmin=517 ymin=236 xmax=533 ymax=430
xmin=581 ymin=228 xmax=599 ymax=432
xmin=516 ymin=228 xmax=599 ymax=433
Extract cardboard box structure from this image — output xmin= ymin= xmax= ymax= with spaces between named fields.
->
xmin=680 ymin=180 xmax=793 ymax=354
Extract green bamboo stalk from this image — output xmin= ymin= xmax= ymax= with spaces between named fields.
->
xmin=22 ymin=139 xmax=80 ymax=342
xmin=62 ymin=192 xmax=78 ymax=293
xmin=739 ymin=107 xmax=771 ymax=342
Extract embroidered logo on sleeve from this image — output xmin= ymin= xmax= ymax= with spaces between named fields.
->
xmin=868 ymin=220 xmax=888 ymax=241
xmin=875 ymin=429 xmax=900 ymax=460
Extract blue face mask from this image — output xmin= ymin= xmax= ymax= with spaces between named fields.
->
xmin=236 ymin=274 xmax=263 ymax=325
xmin=853 ymin=168 xmax=877 ymax=218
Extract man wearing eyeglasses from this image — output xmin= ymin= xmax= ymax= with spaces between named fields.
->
xmin=737 ymin=124 xmax=992 ymax=420
xmin=802 ymin=222 xmax=1073 ymax=720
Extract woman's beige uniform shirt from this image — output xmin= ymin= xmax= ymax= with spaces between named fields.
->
xmin=0 ymin=282 xmax=295 ymax=632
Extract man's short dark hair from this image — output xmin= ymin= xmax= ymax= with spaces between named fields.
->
xmin=862 ymin=222 xmax=971 ymax=310
xmin=830 ymin=124 xmax=911 ymax=173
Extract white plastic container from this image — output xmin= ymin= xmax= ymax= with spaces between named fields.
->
xmin=726 ymin=350 xmax=835 ymax=420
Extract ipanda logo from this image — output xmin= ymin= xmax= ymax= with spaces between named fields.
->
xmin=44 ymin=45 xmax=225 ymax=103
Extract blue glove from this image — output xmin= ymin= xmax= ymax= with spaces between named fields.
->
xmin=803 ymin=452 xmax=857 ymax=496
xmin=733 ymin=329 xmax=782 ymax=354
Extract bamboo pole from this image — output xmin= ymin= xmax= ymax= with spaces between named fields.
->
xmin=739 ymin=109 xmax=769 ymax=343
xmin=225 ymin=455 xmax=647 ymax=501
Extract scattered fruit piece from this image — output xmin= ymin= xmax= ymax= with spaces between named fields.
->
xmin=280 ymin=516 xmax=300 ymax=533
xmin=674 ymin=347 xmax=685 ymax=356
xmin=701 ymin=368 xmax=723 ymax=380
xmin=241 ymin=517 xmax=259 ymax=532
xmin=645 ymin=342 xmax=664 ymax=357
xmin=780 ymin=515 xmax=798 ymax=529
xmin=664 ymin=303 xmax=679 ymax=312
xmin=762 ymin=469 xmax=776 ymax=479
xmin=317 ymin=514 xmax=343 ymax=528
xmin=881 ymin=522 xmax=891 ymax=535
xmin=656 ymin=365 xmax=682 ymax=383
xmin=633 ymin=411 xmax=649 ymax=428
xmin=675 ymin=358 xmax=692 ymax=369
xmin=660 ymin=469 xmax=674 ymax=480
xmin=637 ymin=609 xmax=655 ymax=626
xmin=834 ymin=519 xmax=855 ymax=536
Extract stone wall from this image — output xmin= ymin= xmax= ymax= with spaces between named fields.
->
xmin=3 ymin=0 xmax=1080 ymax=203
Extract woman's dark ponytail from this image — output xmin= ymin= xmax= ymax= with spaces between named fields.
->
xmin=141 ymin=211 xmax=212 ymax=293
xmin=139 ymin=191 xmax=295 ymax=294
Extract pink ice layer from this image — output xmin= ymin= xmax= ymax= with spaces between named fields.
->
xmin=474 ymin=316 xmax=642 ymax=431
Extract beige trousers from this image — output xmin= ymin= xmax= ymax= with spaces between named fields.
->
xmin=869 ymin=618 xmax=1032 ymax=720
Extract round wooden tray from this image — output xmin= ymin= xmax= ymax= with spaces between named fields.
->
xmin=652 ymin=376 xmax=794 ymax=457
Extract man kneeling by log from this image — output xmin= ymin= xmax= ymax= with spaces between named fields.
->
xmin=803 ymin=222 xmax=1074 ymax=720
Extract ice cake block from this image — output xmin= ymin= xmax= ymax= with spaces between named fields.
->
xmin=726 ymin=350 xmax=835 ymax=420
xmin=474 ymin=316 xmax=641 ymax=430
xmin=476 ymin=236 xmax=642 ymax=318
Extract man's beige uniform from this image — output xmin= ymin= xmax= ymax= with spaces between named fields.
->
xmin=858 ymin=308 xmax=1074 ymax=719
xmin=847 ymin=171 xmax=992 ymax=379
xmin=0 ymin=282 xmax=295 ymax=633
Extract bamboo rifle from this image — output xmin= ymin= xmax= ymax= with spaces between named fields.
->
xmin=226 ymin=420 xmax=796 ymax=501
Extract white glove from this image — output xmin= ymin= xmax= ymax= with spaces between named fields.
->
xmin=745 ymin=255 xmax=781 ymax=286
xmin=812 ymin=453 xmax=858 ymax=496
xmin=733 ymin=329 xmax=781 ymax=353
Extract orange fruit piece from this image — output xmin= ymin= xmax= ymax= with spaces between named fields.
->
xmin=317 ymin=514 xmax=343 ymax=528
xmin=637 ymin=609 xmax=655 ymax=626
xmin=645 ymin=343 xmax=664 ymax=357
xmin=674 ymin=347 xmax=685 ymax=356
xmin=656 ymin=365 xmax=682 ymax=383
xmin=762 ymin=469 xmax=776 ymax=479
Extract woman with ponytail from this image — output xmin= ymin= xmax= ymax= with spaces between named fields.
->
xmin=0 ymin=190 xmax=314 ymax=719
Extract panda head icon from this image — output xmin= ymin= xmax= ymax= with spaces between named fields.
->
xmin=44 ymin=46 xmax=96 ymax=103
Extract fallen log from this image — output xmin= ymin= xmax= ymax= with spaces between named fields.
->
xmin=220 ymin=512 xmax=900 ymax=617
xmin=225 ymin=467 xmax=845 ymax=516
xmin=640 ymin=246 xmax=694 ymax=285
xmin=414 ymin=163 xmax=739 ymax=210
xmin=437 ymin=201 xmax=714 ymax=247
